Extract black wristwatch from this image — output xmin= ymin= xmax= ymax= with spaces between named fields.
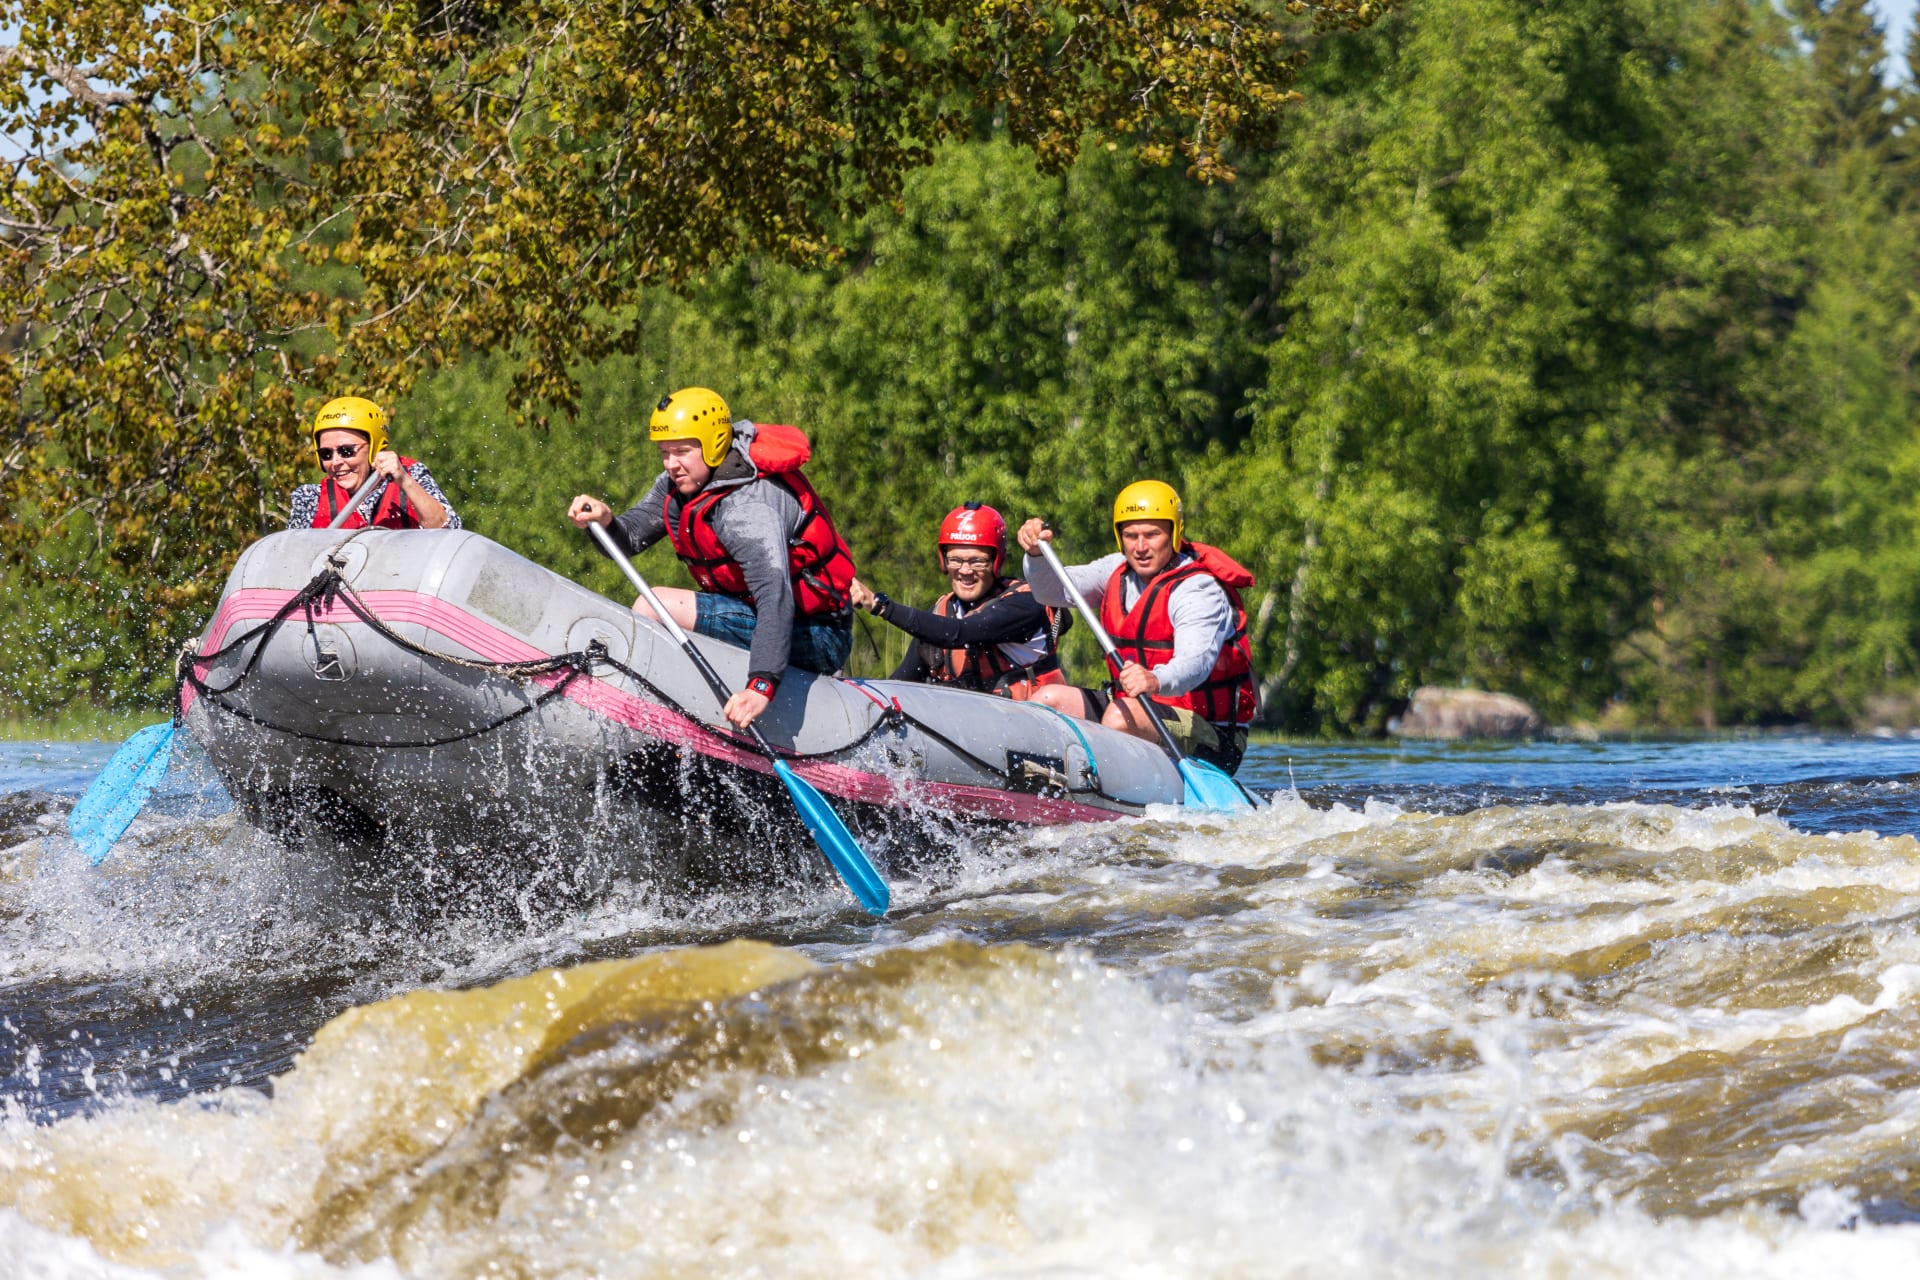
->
xmin=870 ymin=592 xmax=893 ymax=619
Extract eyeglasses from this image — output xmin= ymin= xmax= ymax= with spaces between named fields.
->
xmin=315 ymin=444 xmax=363 ymax=461
xmin=945 ymin=555 xmax=995 ymax=573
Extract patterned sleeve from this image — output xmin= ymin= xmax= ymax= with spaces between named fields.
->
xmin=406 ymin=461 xmax=462 ymax=529
xmin=286 ymin=484 xmax=319 ymax=530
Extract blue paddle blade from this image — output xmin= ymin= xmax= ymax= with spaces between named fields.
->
xmin=1178 ymin=757 xmax=1258 ymax=812
xmin=68 ymin=721 xmax=177 ymax=865
xmin=772 ymin=758 xmax=890 ymax=916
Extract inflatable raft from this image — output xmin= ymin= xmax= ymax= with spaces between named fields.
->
xmin=177 ymin=528 xmax=1185 ymax=892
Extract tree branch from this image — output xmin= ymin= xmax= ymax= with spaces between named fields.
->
xmin=0 ymin=45 xmax=141 ymax=110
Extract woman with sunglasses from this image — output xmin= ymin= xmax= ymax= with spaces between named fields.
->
xmin=848 ymin=502 xmax=1073 ymax=700
xmin=286 ymin=396 xmax=459 ymax=531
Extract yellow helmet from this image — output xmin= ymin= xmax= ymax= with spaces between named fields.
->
xmin=1112 ymin=479 xmax=1183 ymax=552
xmin=649 ymin=387 xmax=733 ymax=468
xmin=311 ymin=396 xmax=389 ymax=459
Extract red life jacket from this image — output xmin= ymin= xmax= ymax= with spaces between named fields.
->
xmin=919 ymin=578 xmax=1068 ymax=701
xmin=662 ymin=423 xmax=856 ymax=618
xmin=1099 ymin=542 xmax=1257 ymax=727
xmin=312 ymin=459 xmax=422 ymax=530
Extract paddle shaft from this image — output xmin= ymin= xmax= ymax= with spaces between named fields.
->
xmin=586 ymin=520 xmax=779 ymax=757
xmin=324 ymin=470 xmax=390 ymax=531
xmin=1033 ymin=535 xmax=1191 ymax=764
xmin=585 ymin=517 xmax=890 ymax=914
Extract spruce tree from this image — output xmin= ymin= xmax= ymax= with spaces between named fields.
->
xmin=1790 ymin=0 xmax=1896 ymax=161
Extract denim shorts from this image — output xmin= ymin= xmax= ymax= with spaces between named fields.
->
xmin=692 ymin=593 xmax=853 ymax=675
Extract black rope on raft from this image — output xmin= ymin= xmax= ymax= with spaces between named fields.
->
xmin=840 ymin=680 xmax=1111 ymax=799
xmin=590 ymin=653 xmax=1125 ymax=806
xmin=294 ymin=559 xmax=916 ymax=763
xmin=177 ymin=560 xmax=605 ymax=748
xmin=878 ymin=699 xmax=1111 ymax=799
xmin=301 ymin=561 xmax=590 ymax=681
xmin=174 ymin=558 xmax=888 ymax=759
xmin=189 ymin=659 xmax=596 ymax=749
xmin=175 ymin=554 xmax=1120 ymax=798
xmin=587 ymin=648 xmax=902 ymax=766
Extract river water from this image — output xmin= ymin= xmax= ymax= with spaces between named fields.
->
xmin=7 ymin=734 xmax=1920 ymax=1276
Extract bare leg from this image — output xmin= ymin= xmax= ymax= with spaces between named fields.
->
xmin=632 ymin=585 xmax=701 ymax=632
xmin=1102 ymin=695 xmax=1160 ymax=743
xmin=1031 ymin=683 xmax=1092 ymax=718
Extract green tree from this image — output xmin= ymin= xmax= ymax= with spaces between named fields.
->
xmin=1 ymin=0 xmax=1393 ymax=624
xmin=1789 ymin=0 xmax=1895 ymax=161
xmin=1885 ymin=26 xmax=1920 ymax=210
xmin=1747 ymin=11 xmax=1920 ymax=723
xmin=1207 ymin=0 xmax=1818 ymax=732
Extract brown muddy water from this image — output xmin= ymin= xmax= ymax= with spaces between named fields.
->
xmin=6 ymin=735 xmax=1920 ymax=1276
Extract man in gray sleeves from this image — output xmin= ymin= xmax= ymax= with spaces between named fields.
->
xmin=1014 ymin=479 xmax=1257 ymax=773
xmin=567 ymin=387 xmax=857 ymax=731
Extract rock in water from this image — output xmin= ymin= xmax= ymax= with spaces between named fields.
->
xmin=1394 ymin=687 xmax=1545 ymax=740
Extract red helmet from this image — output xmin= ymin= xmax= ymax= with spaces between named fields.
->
xmin=937 ymin=501 xmax=1007 ymax=574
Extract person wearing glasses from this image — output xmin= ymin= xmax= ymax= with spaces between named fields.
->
xmin=849 ymin=502 xmax=1073 ymax=700
xmin=287 ymin=396 xmax=459 ymax=530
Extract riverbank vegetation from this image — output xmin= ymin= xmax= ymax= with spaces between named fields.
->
xmin=6 ymin=0 xmax=1919 ymax=735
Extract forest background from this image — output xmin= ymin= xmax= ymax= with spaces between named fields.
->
xmin=5 ymin=0 xmax=1920 ymax=737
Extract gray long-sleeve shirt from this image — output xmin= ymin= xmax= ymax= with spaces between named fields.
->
xmin=601 ymin=424 xmax=807 ymax=680
xmin=1021 ymin=549 xmax=1234 ymax=698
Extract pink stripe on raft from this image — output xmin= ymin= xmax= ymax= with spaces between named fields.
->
xmin=182 ymin=588 xmax=1126 ymax=826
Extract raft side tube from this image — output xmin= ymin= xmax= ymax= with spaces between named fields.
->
xmin=183 ymin=529 xmax=1185 ymax=843
xmin=198 ymin=530 xmax=878 ymax=755
xmin=863 ymin=680 xmax=1182 ymax=809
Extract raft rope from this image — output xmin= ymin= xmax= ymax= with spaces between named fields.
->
xmin=178 ymin=562 xmax=600 ymax=749
xmin=842 ymin=676 xmax=1114 ymax=799
xmin=844 ymin=677 xmax=1043 ymax=785
xmin=179 ymin=547 xmax=1125 ymax=800
xmin=178 ymin=549 xmax=885 ymax=760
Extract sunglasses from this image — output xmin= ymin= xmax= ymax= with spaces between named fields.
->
xmin=315 ymin=443 xmax=364 ymax=461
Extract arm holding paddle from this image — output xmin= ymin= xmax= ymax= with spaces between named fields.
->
xmin=571 ymin=490 xmax=761 ymax=731
xmin=369 ymin=449 xmax=451 ymax=529
xmin=570 ymin=486 xmax=805 ymax=732
xmin=1024 ymin=551 xmax=1222 ymax=705
xmin=1016 ymin=518 xmax=1258 ymax=812
xmin=577 ymin=515 xmax=890 ymax=916
xmin=327 ymin=471 xmax=398 ymax=532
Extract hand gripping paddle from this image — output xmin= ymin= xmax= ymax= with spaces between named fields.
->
xmin=587 ymin=519 xmax=889 ymax=915
xmin=1033 ymin=534 xmax=1258 ymax=812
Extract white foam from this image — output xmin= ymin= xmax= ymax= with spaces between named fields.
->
xmin=9 ymin=937 xmax=1920 ymax=1277
xmin=0 ymin=1211 xmax=403 ymax=1279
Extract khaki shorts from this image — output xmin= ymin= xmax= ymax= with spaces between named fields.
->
xmin=1080 ymin=690 xmax=1248 ymax=773
xmin=1157 ymin=705 xmax=1248 ymax=774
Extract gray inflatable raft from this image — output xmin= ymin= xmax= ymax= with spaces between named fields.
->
xmin=178 ymin=528 xmax=1183 ymax=887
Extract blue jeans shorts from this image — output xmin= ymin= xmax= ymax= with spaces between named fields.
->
xmin=691 ymin=593 xmax=853 ymax=675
